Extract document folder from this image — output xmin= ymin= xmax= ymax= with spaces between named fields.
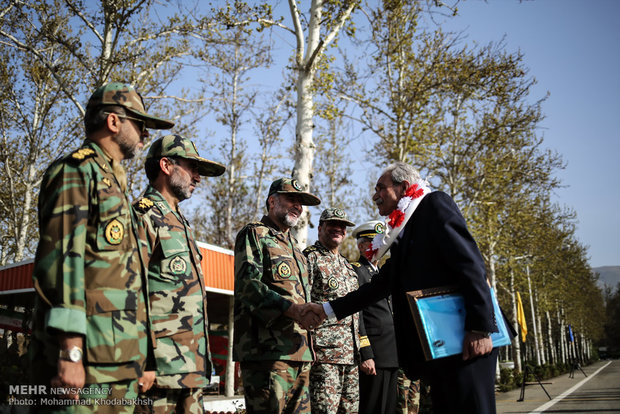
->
xmin=406 ymin=286 xmax=512 ymax=360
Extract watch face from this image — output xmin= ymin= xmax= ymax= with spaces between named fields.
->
xmin=68 ymin=347 xmax=82 ymax=362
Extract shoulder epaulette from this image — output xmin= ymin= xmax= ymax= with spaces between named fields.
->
xmin=303 ymin=245 xmax=318 ymax=254
xmin=134 ymin=197 xmax=155 ymax=213
xmin=351 ymin=261 xmax=361 ymax=267
xmin=67 ymin=148 xmax=96 ymax=164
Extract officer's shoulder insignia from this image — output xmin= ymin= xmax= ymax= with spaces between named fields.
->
xmin=105 ymin=218 xmax=124 ymax=245
xmin=277 ymin=262 xmax=292 ymax=279
xmin=303 ymin=245 xmax=317 ymax=254
xmin=327 ymin=277 xmax=339 ymax=290
xmin=69 ymin=148 xmax=96 ymax=163
xmin=170 ymin=256 xmax=187 ymax=274
xmin=102 ymin=177 xmax=112 ymax=187
xmin=137 ymin=197 xmax=154 ymax=211
xmin=351 ymin=261 xmax=361 ymax=267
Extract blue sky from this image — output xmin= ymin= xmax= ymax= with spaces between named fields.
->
xmin=436 ymin=0 xmax=620 ymax=267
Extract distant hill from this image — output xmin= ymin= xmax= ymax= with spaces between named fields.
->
xmin=593 ymin=266 xmax=620 ymax=293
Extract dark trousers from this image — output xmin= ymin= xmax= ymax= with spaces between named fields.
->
xmin=418 ymin=348 xmax=498 ymax=414
xmin=359 ymin=367 xmax=399 ymax=414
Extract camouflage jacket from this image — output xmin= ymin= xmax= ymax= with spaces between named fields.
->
xmin=31 ymin=140 xmax=151 ymax=384
xmin=304 ymin=242 xmax=360 ymax=364
xmin=134 ymin=186 xmax=212 ymax=389
xmin=233 ymin=216 xmax=313 ymax=362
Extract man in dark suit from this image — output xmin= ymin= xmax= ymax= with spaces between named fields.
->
xmin=309 ymin=162 xmax=498 ymax=414
xmin=351 ymin=220 xmax=401 ymax=414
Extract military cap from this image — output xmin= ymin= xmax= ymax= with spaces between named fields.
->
xmin=87 ymin=82 xmax=174 ymax=129
xmin=147 ymin=134 xmax=226 ymax=177
xmin=267 ymin=178 xmax=321 ymax=206
xmin=319 ymin=208 xmax=355 ymax=227
xmin=352 ymin=220 xmax=385 ymax=239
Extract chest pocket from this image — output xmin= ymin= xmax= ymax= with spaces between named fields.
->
xmin=94 ymin=179 xmax=130 ymax=251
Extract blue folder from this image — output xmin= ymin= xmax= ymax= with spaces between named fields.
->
xmin=406 ymin=287 xmax=512 ymax=360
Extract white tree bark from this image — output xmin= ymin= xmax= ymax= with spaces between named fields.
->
xmin=526 ymin=265 xmax=541 ymax=365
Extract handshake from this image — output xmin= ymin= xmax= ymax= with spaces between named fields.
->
xmin=283 ymin=302 xmax=328 ymax=331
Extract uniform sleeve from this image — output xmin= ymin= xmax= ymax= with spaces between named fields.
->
xmin=234 ymin=227 xmax=292 ymax=326
xmin=431 ymin=192 xmax=497 ymax=333
xmin=354 ymin=267 xmax=375 ymax=361
xmin=33 ymin=161 xmax=90 ymax=336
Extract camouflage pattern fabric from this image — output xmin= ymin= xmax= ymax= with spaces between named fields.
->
xmin=135 ymin=387 xmax=203 ymax=414
xmin=396 ymin=371 xmax=421 ymax=414
xmin=309 ymin=362 xmax=359 ymax=414
xmin=134 ymin=185 xmax=212 ymax=390
xmin=233 ymin=216 xmax=313 ymax=363
xmin=240 ymin=360 xmax=311 ymax=414
xmin=30 ymin=140 xmax=151 ymax=388
xmin=303 ymin=242 xmax=360 ymax=364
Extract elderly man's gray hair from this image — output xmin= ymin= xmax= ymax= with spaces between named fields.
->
xmin=383 ymin=162 xmax=421 ymax=185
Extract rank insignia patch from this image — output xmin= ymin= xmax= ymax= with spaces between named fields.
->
xmin=328 ymin=277 xmax=339 ymax=290
xmin=277 ymin=262 xmax=292 ymax=278
xmin=105 ymin=219 xmax=124 ymax=245
xmin=170 ymin=256 xmax=187 ymax=274
xmin=102 ymin=177 xmax=112 ymax=187
xmin=138 ymin=198 xmax=154 ymax=209
xmin=71 ymin=148 xmax=95 ymax=160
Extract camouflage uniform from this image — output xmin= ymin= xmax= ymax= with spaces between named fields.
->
xmin=134 ymin=185 xmax=212 ymax=413
xmin=304 ymin=241 xmax=360 ymax=414
xmin=30 ymin=140 xmax=151 ymax=413
xmin=29 ymin=82 xmax=173 ymax=413
xmin=233 ymin=214 xmax=314 ymax=414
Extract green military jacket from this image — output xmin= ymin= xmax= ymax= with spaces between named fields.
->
xmin=134 ymin=186 xmax=212 ymax=389
xmin=233 ymin=216 xmax=313 ymax=362
xmin=31 ymin=140 xmax=150 ymax=385
xmin=304 ymin=242 xmax=360 ymax=364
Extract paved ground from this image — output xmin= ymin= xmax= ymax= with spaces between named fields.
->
xmin=496 ymin=359 xmax=620 ymax=413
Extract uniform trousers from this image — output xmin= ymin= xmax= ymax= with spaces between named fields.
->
xmin=240 ymin=360 xmax=311 ymax=414
xmin=135 ymin=387 xmax=204 ymax=413
xmin=417 ymin=348 xmax=498 ymax=414
xmin=310 ymin=362 xmax=359 ymax=414
xmin=359 ymin=367 xmax=398 ymax=414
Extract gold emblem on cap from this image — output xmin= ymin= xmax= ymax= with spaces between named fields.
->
xmin=170 ymin=256 xmax=187 ymax=274
xmin=71 ymin=148 xmax=95 ymax=160
xmin=328 ymin=277 xmax=339 ymax=290
xmin=334 ymin=209 xmax=345 ymax=218
xmin=291 ymin=179 xmax=302 ymax=191
xmin=375 ymin=223 xmax=385 ymax=234
xmin=277 ymin=262 xmax=292 ymax=279
xmin=105 ymin=219 xmax=124 ymax=245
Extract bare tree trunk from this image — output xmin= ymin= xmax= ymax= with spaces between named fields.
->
xmin=526 ymin=265 xmax=541 ymax=365
xmin=546 ymin=310 xmax=556 ymax=364
xmin=225 ymin=296 xmax=235 ymax=397
xmin=509 ymin=269 xmax=522 ymax=372
xmin=534 ymin=290 xmax=546 ymax=365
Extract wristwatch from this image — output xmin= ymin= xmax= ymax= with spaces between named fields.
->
xmin=59 ymin=346 xmax=83 ymax=362
xmin=470 ymin=330 xmax=491 ymax=338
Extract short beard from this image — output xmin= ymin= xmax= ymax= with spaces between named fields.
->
xmin=114 ymin=132 xmax=139 ymax=159
xmin=169 ymin=168 xmax=192 ymax=201
xmin=282 ymin=213 xmax=299 ymax=228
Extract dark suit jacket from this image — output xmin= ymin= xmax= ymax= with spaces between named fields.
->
xmin=354 ymin=257 xmax=399 ymax=368
xmin=331 ymin=191 xmax=497 ymax=378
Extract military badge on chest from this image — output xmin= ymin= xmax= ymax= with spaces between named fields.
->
xmin=277 ymin=262 xmax=292 ymax=279
xmin=170 ymin=256 xmax=188 ymax=274
xmin=105 ymin=219 xmax=124 ymax=245
xmin=328 ymin=277 xmax=339 ymax=290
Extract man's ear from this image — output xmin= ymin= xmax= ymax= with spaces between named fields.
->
xmin=159 ymin=157 xmax=174 ymax=176
xmin=106 ymin=113 xmax=121 ymax=134
xmin=400 ymin=180 xmax=410 ymax=194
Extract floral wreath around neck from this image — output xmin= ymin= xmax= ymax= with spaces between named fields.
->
xmin=365 ymin=179 xmax=431 ymax=262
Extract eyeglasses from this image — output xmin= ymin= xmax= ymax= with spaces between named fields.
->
xmin=103 ymin=112 xmax=147 ymax=133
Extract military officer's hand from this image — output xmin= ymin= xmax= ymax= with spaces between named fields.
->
xmin=52 ymin=360 xmax=85 ymax=400
xmin=300 ymin=303 xmax=327 ymax=329
xmin=138 ymin=371 xmax=156 ymax=393
xmin=360 ymin=358 xmax=376 ymax=375
xmin=462 ymin=331 xmax=493 ymax=360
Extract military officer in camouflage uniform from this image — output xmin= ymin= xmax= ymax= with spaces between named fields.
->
xmin=134 ymin=134 xmax=225 ymax=413
xmin=303 ymin=208 xmax=359 ymax=414
xmin=30 ymin=82 xmax=174 ymax=412
xmin=233 ymin=178 xmax=321 ymax=414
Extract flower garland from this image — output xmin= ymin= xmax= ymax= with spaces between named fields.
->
xmin=365 ymin=179 xmax=431 ymax=262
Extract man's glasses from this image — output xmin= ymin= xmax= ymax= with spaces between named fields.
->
xmin=104 ymin=112 xmax=147 ymax=133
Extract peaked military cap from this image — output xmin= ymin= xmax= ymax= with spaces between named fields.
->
xmin=147 ymin=134 xmax=226 ymax=177
xmin=319 ymin=208 xmax=355 ymax=227
xmin=87 ymin=82 xmax=174 ymax=129
xmin=352 ymin=220 xmax=385 ymax=239
xmin=267 ymin=178 xmax=320 ymax=206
